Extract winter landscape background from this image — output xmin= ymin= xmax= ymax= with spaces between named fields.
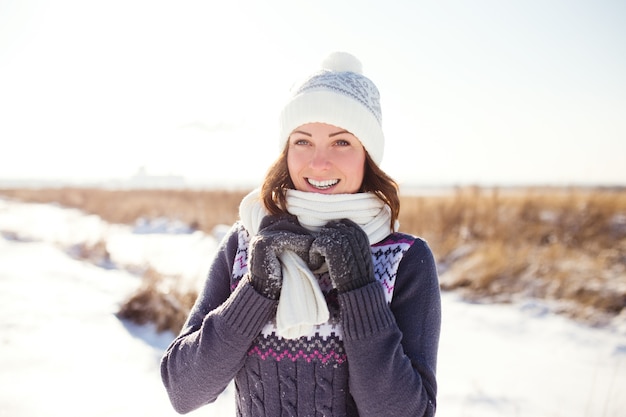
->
xmin=1 ymin=1 xmax=625 ymax=415
xmin=1 ymin=197 xmax=624 ymax=417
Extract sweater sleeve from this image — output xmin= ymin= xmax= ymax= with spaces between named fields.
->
xmin=160 ymin=223 xmax=277 ymax=414
xmin=339 ymin=237 xmax=441 ymax=417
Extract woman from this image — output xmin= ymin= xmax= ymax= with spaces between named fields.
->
xmin=161 ymin=52 xmax=441 ymax=416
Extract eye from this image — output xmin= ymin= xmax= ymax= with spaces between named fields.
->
xmin=289 ymin=136 xmax=310 ymax=146
xmin=334 ymin=139 xmax=350 ymax=147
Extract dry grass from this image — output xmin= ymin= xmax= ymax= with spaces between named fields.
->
xmin=0 ymin=187 xmax=248 ymax=234
xmin=67 ymin=239 xmax=114 ymax=269
xmin=400 ymin=186 xmax=626 ymax=326
xmin=116 ymin=268 xmax=198 ymax=333
xmin=2 ymin=185 xmax=625 ymax=332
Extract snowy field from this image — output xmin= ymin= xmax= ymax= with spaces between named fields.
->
xmin=0 ymin=198 xmax=624 ymax=417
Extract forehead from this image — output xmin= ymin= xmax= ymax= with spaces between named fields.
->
xmin=291 ymin=122 xmax=355 ymax=137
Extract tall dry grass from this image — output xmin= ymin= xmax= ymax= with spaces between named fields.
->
xmin=116 ymin=268 xmax=198 ymax=333
xmin=1 ymin=185 xmax=624 ymax=332
xmin=0 ymin=187 xmax=248 ymax=233
xmin=400 ymin=186 xmax=626 ymax=325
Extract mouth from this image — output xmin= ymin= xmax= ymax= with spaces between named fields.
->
xmin=306 ymin=178 xmax=339 ymax=190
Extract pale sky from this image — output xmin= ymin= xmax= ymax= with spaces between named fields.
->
xmin=1 ymin=0 xmax=625 ymax=187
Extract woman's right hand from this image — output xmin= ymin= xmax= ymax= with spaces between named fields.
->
xmin=248 ymin=214 xmax=316 ymax=299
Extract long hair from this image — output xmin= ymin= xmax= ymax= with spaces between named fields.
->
xmin=260 ymin=145 xmax=400 ymax=230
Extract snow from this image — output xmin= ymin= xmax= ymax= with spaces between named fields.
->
xmin=0 ymin=198 xmax=624 ymax=417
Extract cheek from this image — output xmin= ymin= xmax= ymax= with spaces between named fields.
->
xmin=339 ymin=157 xmax=366 ymax=192
xmin=286 ymin=153 xmax=301 ymax=180
xmin=286 ymin=153 xmax=295 ymax=173
xmin=345 ymin=154 xmax=366 ymax=179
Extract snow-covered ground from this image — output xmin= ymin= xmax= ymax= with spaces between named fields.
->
xmin=0 ymin=198 xmax=624 ymax=417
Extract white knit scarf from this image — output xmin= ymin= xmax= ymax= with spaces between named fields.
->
xmin=239 ymin=188 xmax=396 ymax=339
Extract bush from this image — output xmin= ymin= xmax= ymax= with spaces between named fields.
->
xmin=116 ymin=268 xmax=198 ymax=334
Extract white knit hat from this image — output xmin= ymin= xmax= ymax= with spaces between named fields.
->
xmin=278 ymin=52 xmax=385 ymax=165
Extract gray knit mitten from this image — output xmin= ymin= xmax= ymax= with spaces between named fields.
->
xmin=311 ymin=219 xmax=375 ymax=293
xmin=248 ymin=214 xmax=316 ymax=300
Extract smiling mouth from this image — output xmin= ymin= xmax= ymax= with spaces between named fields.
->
xmin=306 ymin=178 xmax=339 ymax=190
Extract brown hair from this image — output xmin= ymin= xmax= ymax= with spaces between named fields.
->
xmin=260 ymin=145 xmax=400 ymax=230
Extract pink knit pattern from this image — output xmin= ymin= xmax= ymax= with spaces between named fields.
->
xmin=248 ymin=346 xmax=347 ymax=364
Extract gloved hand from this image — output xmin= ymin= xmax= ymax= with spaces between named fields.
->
xmin=248 ymin=214 xmax=318 ymax=300
xmin=310 ymin=219 xmax=375 ymax=293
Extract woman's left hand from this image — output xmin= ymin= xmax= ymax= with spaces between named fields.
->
xmin=310 ymin=219 xmax=375 ymax=293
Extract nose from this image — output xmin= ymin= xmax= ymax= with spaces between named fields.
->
xmin=309 ymin=147 xmax=331 ymax=170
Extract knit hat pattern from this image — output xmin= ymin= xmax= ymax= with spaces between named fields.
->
xmin=279 ymin=52 xmax=385 ymax=165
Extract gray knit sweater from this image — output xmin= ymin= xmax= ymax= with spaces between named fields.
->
xmin=161 ymin=222 xmax=441 ymax=416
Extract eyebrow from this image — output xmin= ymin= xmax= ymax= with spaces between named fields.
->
xmin=291 ymin=130 xmax=351 ymax=137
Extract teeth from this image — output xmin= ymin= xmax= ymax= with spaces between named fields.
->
xmin=307 ymin=178 xmax=339 ymax=189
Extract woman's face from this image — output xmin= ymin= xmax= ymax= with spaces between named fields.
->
xmin=287 ymin=123 xmax=366 ymax=194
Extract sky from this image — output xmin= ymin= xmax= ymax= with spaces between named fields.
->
xmin=1 ymin=0 xmax=625 ymax=187
xmin=1 ymin=198 xmax=625 ymax=416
